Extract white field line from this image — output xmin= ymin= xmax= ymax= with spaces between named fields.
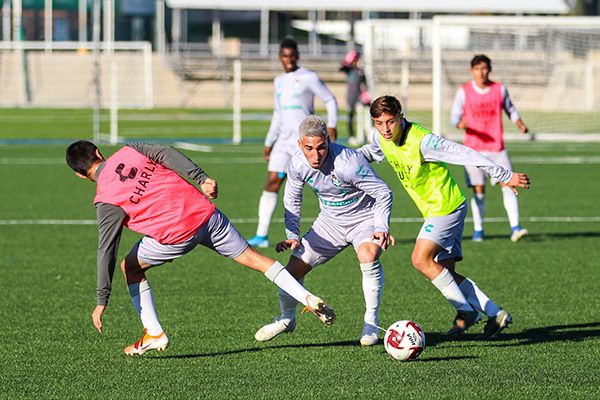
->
xmin=2 ymin=216 xmax=600 ymax=226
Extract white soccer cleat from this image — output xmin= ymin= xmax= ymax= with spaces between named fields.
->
xmin=124 ymin=329 xmax=169 ymax=356
xmin=255 ymin=319 xmax=296 ymax=342
xmin=360 ymin=323 xmax=379 ymax=346
xmin=510 ymin=226 xmax=528 ymax=242
xmin=303 ymin=295 xmax=336 ymax=326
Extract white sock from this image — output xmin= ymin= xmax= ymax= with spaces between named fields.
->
xmin=264 ymin=261 xmax=311 ymax=307
xmin=458 ymin=278 xmax=501 ymax=318
xmin=128 ymin=280 xmax=163 ymax=336
xmin=279 ymin=278 xmax=303 ymax=322
xmin=471 ymin=193 xmax=485 ymax=232
xmin=431 ymin=268 xmax=474 ymax=313
xmin=502 ymin=186 xmax=520 ymax=228
xmin=256 ymin=191 xmax=278 ymax=237
xmin=360 ymin=261 xmax=384 ymax=326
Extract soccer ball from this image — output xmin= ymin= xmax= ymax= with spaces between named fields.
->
xmin=383 ymin=320 xmax=426 ymax=361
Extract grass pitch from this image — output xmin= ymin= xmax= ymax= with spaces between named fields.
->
xmin=1 ymin=110 xmax=600 ymax=399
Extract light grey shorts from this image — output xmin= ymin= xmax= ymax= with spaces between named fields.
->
xmin=267 ymin=141 xmax=295 ymax=173
xmin=465 ymin=149 xmax=512 ymax=187
xmin=134 ymin=208 xmax=249 ymax=266
xmin=417 ymin=201 xmax=467 ymax=263
xmin=291 ymin=214 xmax=380 ymax=267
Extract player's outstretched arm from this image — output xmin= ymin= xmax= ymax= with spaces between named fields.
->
xmin=275 ymin=238 xmax=300 ymax=253
xmin=505 ymin=172 xmax=531 ymax=195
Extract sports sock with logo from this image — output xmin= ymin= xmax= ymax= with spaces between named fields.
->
xmin=128 ymin=280 xmax=163 ymax=336
xmin=459 ymin=278 xmax=501 ymax=318
xmin=431 ymin=268 xmax=474 ymax=313
xmin=360 ymin=261 xmax=384 ymax=327
xmin=502 ymin=186 xmax=520 ymax=228
xmin=471 ymin=192 xmax=485 ymax=232
xmin=256 ymin=191 xmax=278 ymax=237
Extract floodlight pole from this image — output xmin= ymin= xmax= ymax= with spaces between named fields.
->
xmin=2 ymin=0 xmax=11 ymax=43
xmin=92 ymin=0 xmax=101 ymax=142
xmin=44 ymin=0 xmax=52 ymax=52
xmin=78 ymin=0 xmax=87 ymax=43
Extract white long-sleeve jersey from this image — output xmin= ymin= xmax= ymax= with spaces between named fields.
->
xmin=359 ymin=125 xmax=513 ymax=184
xmin=284 ymin=142 xmax=393 ymax=242
xmin=264 ymin=67 xmax=338 ymax=149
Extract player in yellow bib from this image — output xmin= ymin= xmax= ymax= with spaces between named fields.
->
xmin=358 ymin=96 xmax=531 ymax=338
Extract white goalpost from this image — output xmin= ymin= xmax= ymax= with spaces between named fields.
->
xmin=432 ymin=16 xmax=600 ymax=137
xmin=363 ymin=16 xmax=600 ymax=139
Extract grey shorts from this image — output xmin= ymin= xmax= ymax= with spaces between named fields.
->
xmin=417 ymin=201 xmax=467 ymax=263
xmin=268 ymin=141 xmax=295 ymax=173
xmin=134 ymin=208 xmax=249 ymax=266
xmin=465 ymin=150 xmax=512 ymax=187
xmin=291 ymin=214 xmax=380 ymax=267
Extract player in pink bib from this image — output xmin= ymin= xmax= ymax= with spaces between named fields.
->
xmin=451 ymin=54 xmax=530 ymax=242
xmin=66 ymin=141 xmax=335 ymax=355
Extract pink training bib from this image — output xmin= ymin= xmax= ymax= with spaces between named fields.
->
xmin=462 ymin=81 xmax=504 ymax=152
xmin=94 ymin=146 xmax=215 ymax=244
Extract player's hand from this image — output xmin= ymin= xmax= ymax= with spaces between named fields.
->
xmin=276 ymin=239 xmax=300 ymax=253
xmin=516 ymin=119 xmax=529 ymax=134
xmin=372 ymin=231 xmax=395 ymax=251
xmin=327 ymin=127 xmax=337 ymax=142
xmin=92 ymin=305 xmax=106 ymax=333
xmin=201 ymin=178 xmax=218 ymax=199
xmin=264 ymin=146 xmax=272 ymax=162
xmin=505 ymin=172 xmax=531 ymax=195
xmin=456 ymin=119 xmax=468 ymax=130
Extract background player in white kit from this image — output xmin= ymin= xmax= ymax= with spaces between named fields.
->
xmin=248 ymin=38 xmax=338 ymax=248
xmin=451 ymin=54 xmax=530 ymax=242
xmin=254 ymin=116 xmax=394 ymax=346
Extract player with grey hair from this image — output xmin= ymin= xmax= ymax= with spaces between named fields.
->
xmin=248 ymin=38 xmax=338 ymax=249
xmin=255 ymin=115 xmax=394 ymax=346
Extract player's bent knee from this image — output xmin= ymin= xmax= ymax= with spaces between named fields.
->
xmin=356 ymin=245 xmax=379 ymax=264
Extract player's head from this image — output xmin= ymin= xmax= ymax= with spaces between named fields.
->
xmin=470 ymin=54 xmax=492 ymax=87
xmin=279 ymin=37 xmax=299 ymax=73
xmin=298 ymin=115 xmax=329 ymax=169
xmin=66 ymin=140 xmax=104 ymax=181
xmin=370 ymin=96 xmax=404 ymax=142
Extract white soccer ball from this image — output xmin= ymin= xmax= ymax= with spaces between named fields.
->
xmin=383 ymin=320 xmax=426 ymax=361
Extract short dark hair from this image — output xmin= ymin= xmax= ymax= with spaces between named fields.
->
xmin=471 ymin=54 xmax=492 ymax=71
xmin=280 ymin=37 xmax=298 ymax=53
xmin=370 ymin=95 xmax=403 ymax=118
xmin=66 ymin=140 xmax=101 ymax=176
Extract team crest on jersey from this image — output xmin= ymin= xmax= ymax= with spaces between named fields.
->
xmin=293 ymin=79 xmax=302 ymax=91
xmin=331 ymin=173 xmax=342 ymax=187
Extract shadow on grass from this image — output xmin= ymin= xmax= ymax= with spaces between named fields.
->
xmin=426 ymin=322 xmax=600 ymax=348
xmin=154 ymin=339 xmax=359 ymax=359
xmin=481 ymin=321 xmax=600 ymax=347
xmin=464 ymin=231 xmax=600 ymax=242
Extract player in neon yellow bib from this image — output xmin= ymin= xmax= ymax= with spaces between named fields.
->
xmin=359 ymin=96 xmax=531 ymax=338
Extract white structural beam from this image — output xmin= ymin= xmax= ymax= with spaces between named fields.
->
xmin=12 ymin=0 xmax=22 ymax=42
xmin=79 ymin=0 xmax=87 ymax=43
xmin=165 ymin=0 xmax=569 ymax=14
xmin=103 ymin=0 xmax=114 ymax=51
xmin=259 ymin=7 xmax=269 ymax=57
xmin=155 ymin=0 xmax=166 ymax=54
xmin=45 ymin=0 xmax=52 ymax=51
xmin=2 ymin=0 xmax=11 ymax=42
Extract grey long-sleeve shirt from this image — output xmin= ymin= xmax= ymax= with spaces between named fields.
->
xmin=94 ymin=143 xmax=209 ymax=306
xmin=359 ymin=123 xmax=513 ymax=184
xmin=284 ymin=142 xmax=393 ymax=242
